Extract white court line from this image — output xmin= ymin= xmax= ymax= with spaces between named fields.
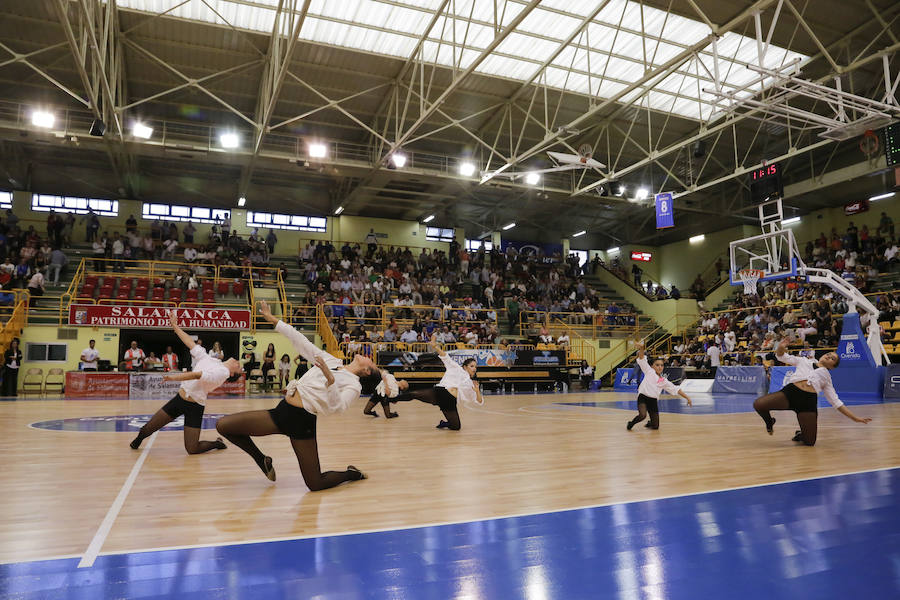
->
xmin=77 ymin=432 xmax=157 ymax=568
xmin=82 ymin=463 xmax=900 ymax=562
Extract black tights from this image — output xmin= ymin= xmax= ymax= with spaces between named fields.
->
xmin=753 ymin=391 xmax=818 ymax=446
xmin=364 ymin=394 xmax=396 ymax=418
xmin=629 ymin=403 xmax=659 ymax=429
xmin=394 ymin=388 xmax=461 ymax=430
xmin=131 ymin=408 xmax=226 ymax=454
xmin=215 ymin=410 xmax=363 ymax=491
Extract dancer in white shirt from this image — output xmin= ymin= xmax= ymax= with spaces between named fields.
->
xmin=130 ymin=312 xmax=243 ymax=453
xmin=752 ymin=339 xmax=871 ymax=445
xmin=626 ymin=340 xmax=692 ymax=431
xmin=216 ymin=301 xmax=384 ymax=489
xmin=363 ymin=371 xmax=408 ymax=418
xmin=388 ymin=333 xmax=483 ymax=430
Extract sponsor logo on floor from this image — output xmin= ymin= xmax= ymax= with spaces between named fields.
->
xmin=30 ymin=414 xmax=225 ymax=432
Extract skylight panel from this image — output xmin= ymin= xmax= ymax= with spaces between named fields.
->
xmin=113 ymin=0 xmax=807 ymax=122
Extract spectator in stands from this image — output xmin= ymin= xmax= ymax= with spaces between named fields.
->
xmin=183 ymin=222 xmax=196 ymax=244
xmin=670 ymin=284 xmax=681 ymax=300
xmin=706 ymin=342 xmax=720 ymax=373
xmin=265 ymin=230 xmax=277 ymax=254
xmin=111 ymin=232 xmax=125 ymax=271
xmin=399 ymin=327 xmax=419 ymax=344
xmin=632 ymin=263 xmax=642 ymax=288
xmin=0 ymin=257 xmax=15 ymax=287
xmin=162 ymin=236 xmax=178 ymax=260
xmin=125 ymin=214 xmax=137 ymax=234
xmin=579 ymin=360 xmax=594 ymax=390
xmin=557 ymin=330 xmax=570 ymax=348
xmin=123 ymin=340 xmax=146 ymax=370
xmin=162 ymin=346 xmax=179 ymax=371
xmin=80 ymin=340 xmax=99 ymax=371
xmin=261 ymin=343 xmax=276 ymax=391
xmin=2 ymin=339 xmax=22 ymax=397
xmin=84 ymin=209 xmax=100 ymax=242
xmin=92 ymin=235 xmax=107 ymax=271
xmin=878 ymin=211 xmax=894 ymax=237
xmin=45 ymin=247 xmax=66 ymax=286
xmin=26 ymin=269 xmax=45 ymax=306
xmin=365 ymin=228 xmax=378 ymax=257
xmin=209 ymin=342 xmax=224 ymax=361
xmin=184 ymin=246 xmax=197 ymax=263
xmin=144 ymin=352 xmax=162 ymax=370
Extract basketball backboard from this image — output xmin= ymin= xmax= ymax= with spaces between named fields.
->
xmin=729 ymin=229 xmax=802 ymax=286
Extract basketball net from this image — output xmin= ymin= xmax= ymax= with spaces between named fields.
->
xmin=738 ymin=269 xmax=763 ymax=295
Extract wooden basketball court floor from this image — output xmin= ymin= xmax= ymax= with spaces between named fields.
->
xmin=2 ymin=391 xmax=899 ymax=598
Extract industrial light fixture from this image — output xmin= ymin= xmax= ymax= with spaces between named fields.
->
xmin=525 ymin=172 xmax=540 ymax=185
xmin=573 ymin=230 xmax=586 ymax=238
xmin=220 ymin=132 xmax=239 ymax=149
xmin=689 ymin=234 xmax=705 ymax=243
xmin=635 ymin=187 xmax=649 ymax=200
xmin=607 ymin=246 xmax=620 ymax=253
xmin=869 ymin=192 xmax=895 ymax=201
xmin=391 ymin=153 xmax=407 ymax=168
xmin=502 ymin=222 xmax=516 ymax=230
xmin=237 ymin=196 xmax=246 ymax=207
xmin=458 ymin=162 xmax=476 ymax=177
xmin=132 ymin=122 xmax=153 ymax=139
xmin=31 ymin=111 xmax=55 ymax=128
xmin=423 ymin=215 xmax=435 ymax=223
xmin=334 ymin=206 xmax=344 ymax=215
xmin=610 ymin=182 xmax=625 ymax=196
xmin=308 ymin=142 xmax=327 ymax=158
xmin=781 ymin=216 xmax=800 ymax=225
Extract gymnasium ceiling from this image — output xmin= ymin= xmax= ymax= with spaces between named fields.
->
xmin=0 ymin=0 xmax=898 ymax=247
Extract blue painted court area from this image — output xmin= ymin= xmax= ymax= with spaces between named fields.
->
xmin=3 ymin=469 xmax=898 ymax=599
xmin=556 ymin=392 xmax=894 ymax=414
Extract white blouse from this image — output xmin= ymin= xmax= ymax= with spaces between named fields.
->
xmin=437 ymin=353 xmax=480 ymax=405
xmin=181 ymin=346 xmax=230 ymax=405
xmin=636 ymin=357 xmax=679 ymax=399
xmin=277 ymin=320 xmax=362 ymax=415
xmin=375 ymin=372 xmax=401 ymax=398
xmin=777 ymin=353 xmax=843 ymax=408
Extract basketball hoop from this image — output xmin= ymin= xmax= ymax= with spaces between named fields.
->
xmin=738 ymin=269 xmax=764 ymax=295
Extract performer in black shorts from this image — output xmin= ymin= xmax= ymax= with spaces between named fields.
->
xmin=130 ymin=311 xmax=243 ymax=453
xmin=363 ymin=371 xmax=408 ymax=418
xmin=752 ymin=338 xmax=871 ymax=445
xmin=216 ymin=301 xmax=388 ymax=490
xmin=390 ymin=333 xmax=483 ymax=430
xmin=626 ymin=340 xmax=692 ymax=431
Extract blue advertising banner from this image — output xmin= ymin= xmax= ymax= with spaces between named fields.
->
xmin=613 ymin=367 xmax=683 ymax=391
xmin=768 ymin=366 xmax=795 ymax=393
xmin=772 ymin=365 xmax=885 ymax=396
xmin=712 ymin=366 xmax=768 ymax=395
xmin=499 ymin=240 xmax=563 ymax=262
xmin=884 ymin=364 xmax=900 ymax=399
xmin=655 ymin=192 xmax=674 ymax=229
xmin=613 ymin=367 xmax=641 ymax=390
xmin=837 ymin=312 xmax=877 ymax=368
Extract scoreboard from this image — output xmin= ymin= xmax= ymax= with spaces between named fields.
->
xmin=749 ymin=162 xmax=783 ymax=202
xmin=883 ymin=122 xmax=900 ymax=167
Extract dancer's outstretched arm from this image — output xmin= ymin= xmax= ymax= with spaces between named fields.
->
xmin=170 ymin=311 xmax=196 ymax=350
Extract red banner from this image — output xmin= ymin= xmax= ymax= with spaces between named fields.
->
xmin=209 ymin=374 xmax=246 ymax=397
xmin=844 ymin=198 xmax=869 ymax=215
xmin=65 ymin=372 xmax=130 ymax=398
xmin=68 ymin=305 xmax=251 ymax=330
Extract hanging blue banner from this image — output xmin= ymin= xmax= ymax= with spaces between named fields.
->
xmin=655 ymin=192 xmax=674 ymax=229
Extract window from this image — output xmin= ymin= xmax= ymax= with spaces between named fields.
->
xmin=246 ymin=211 xmax=327 ymax=232
xmin=32 ymin=195 xmax=118 ymax=217
xmin=26 ymin=343 xmax=67 ymax=362
xmin=465 ymin=239 xmax=492 ymax=251
xmin=426 ymin=227 xmax=455 ymax=242
xmin=142 ymin=203 xmax=229 ymax=224
xmin=0 ymin=191 xmax=12 ymax=210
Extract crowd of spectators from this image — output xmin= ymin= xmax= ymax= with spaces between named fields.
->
xmin=292 ymin=237 xmax=634 ymax=349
